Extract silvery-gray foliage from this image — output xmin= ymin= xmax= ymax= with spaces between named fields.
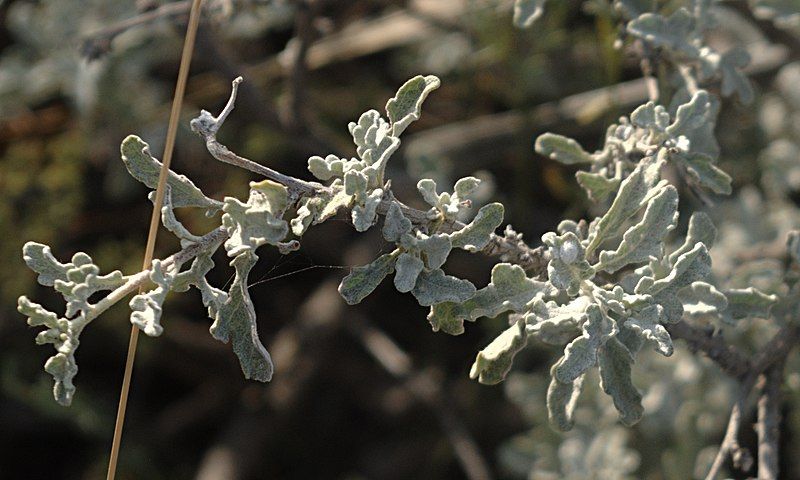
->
xmin=15 ymin=4 xmax=789 ymax=466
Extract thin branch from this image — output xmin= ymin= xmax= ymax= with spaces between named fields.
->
xmin=192 ymin=77 xmax=549 ymax=273
xmin=757 ymin=360 xmax=784 ymax=480
xmin=665 ymin=321 xmax=752 ymax=380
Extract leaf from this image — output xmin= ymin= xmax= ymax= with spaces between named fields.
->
xmin=154 ymin=187 xmax=202 ymax=247
xmin=723 ymin=287 xmax=778 ymax=322
xmin=450 ymin=203 xmax=504 ymax=252
xmin=513 ymin=0 xmax=547 ymax=28
xmin=338 ymin=253 xmax=396 ymax=305
xmin=129 ymin=259 xmax=175 ymax=337
xmin=667 ymin=90 xmax=712 ymax=138
xmin=352 ymin=188 xmax=384 ymax=232
xmin=382 ymin=202 xmax=412 ymax=242
xmin=415 ymin=233 xmax=452 ymax=270
xmin=681 ymin=281 xmax=728 ymax=321
xmin=586 ymin=156 xmax=665 ymax=255
xmin=575 ymin=171 xmax=621 ymax=203
xmin=44 ymin=353 xmax=78 ymax=407
xmin=222 ymin=180 xmax=289 ymax=257
xmin=626 ymin=9 xmax=698 ymax=57
xmin=679 ymin=153 xmax=732 ymax=195
xmin=597 ymin=186 xmax=679 ymax=273
xmin=554 ymin=305 xmax=616 ymax=384
xmin=23 ymin=242 xmax=70 ymax=287
xmin=427 ymin=263 xmax=555 ymax=335
xmin=669 ymin=212 xmax=716 ymax=264
xmin=547 ymin=368 xmax=584 ymax=431
xmin=630 ymin=101 xmax=670 ymax=131
xmin=527 ymin=296 xmax=590 ymax=345
xmin=385 ymin=75 xmax=441 ymax=136
xmin=598 ymin=337 xmax=644 ymax=426
xmin=644 ymin=243 xmax=712 ymax=322
xmin=394 ymin=253 xmax=424 ymax=293
xmin=543 ymin=232 xmax=594 ymax=295
xmin=719 ymin=48 xmax=754 ymax=104
xmin=411 ymin=268 xmax=476 ymax=307
xmin=470 ymin=319 xmax=528 ymax=384
xmin=120 ymin=135 xmax=222 ymax=210
xmin=623 ymin=305 xmax=672 ymax=356
xmin=535 ymin=133 xmax=594 ymax=165
xmin=209 ymin=251 xmax=273 ymax=382
xmin=348 ymin=110 xmax=400 ymax=182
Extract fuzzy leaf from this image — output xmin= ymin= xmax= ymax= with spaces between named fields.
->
xmin=679 ymin=153 xmax=732 ymax=195
xmin=129 ymin=260 xmax=174 ymax=337
xmin=411 ymin=268 xmax=476 ymax=307
xmin=667 ymin=90 xmax=712 ymax=138
xmin=427 ymin=263 xmax=555 ymax=335
xmin=681 ymin=281 xmax=728 ymax=321
xmin=44 ymin=353 xmax=78 ymax=407
xmin=535 ymin=133 xmax=594 ymax=165
xmin=352 ymin=188 xmax=384 ymax=232
xmin=554 ymin=305 xmax=616 ymax=384
xmin=210 ymin=251 xmax=273 ymax=382
xmin=719 ymin=48 xmax=754 ymax=104
xmin=669 ymin=212 xmax=716 ymax=264
xmin=598 ymin=337 xmax=644 ymax=426
xmin=626 ymin=9 xmax=698 ymax=57
xmin=383 ymin=202 xmax=413 ymax=242
xmin=543 ymin=232 xmax=594 ymax=295
xmin=586 ymin=156 xmax=665 ymax=254
xmin=23 ymin=242 xmax=70 ymax=287
xmin=385 ymin=75 xmax=440 ymax=136
xmin=470 ymin=319 xmax=528 ymax=384
xmin=394 ymin=253 xmax=424 ymax=293
xmin=597 ymin=186 xmax=679 ymax=273
xmin=575 ymin=171 xmax=621 ymax=203
xmin=450 ymin=203 xmax=504 ymax=252
xmin=547 ymin=369 xmax=583 ymax=431
xmin=723 ymin=288 xmax=778 ymax=322
xmin=644 ymin=243 xmax=712 ymax=322
xmin=527 ymin=296 xmax=590 ymax=345
xmin=120 ymin=135 xmax=222 ymax=210
xmin=222 ymin=180 xmax=289 ymax=257
xmin=415 ymin=233 xmax=452 ymax=270
xmin=338 ymin=253 xmax=396 ymax=305
xmin=631 ymin=102 xmax=670 ymax=131
xmin=623 ymin=305 xmax=672 ymax=356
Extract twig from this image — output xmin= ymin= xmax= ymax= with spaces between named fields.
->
xmin=346 ymin=315 xmax=495 ymax=480
xmin=81 ymin=0 xmax=192 ymax=60
xmin=665 ymin=321 xmax=752 ymax=380
xmin=192 ymin=77 xmax=549 ymax=272
xmin=756 ymin=360 xmax=784 ymax=480
xmin=279 ymin=0 xmax=316 ymax=133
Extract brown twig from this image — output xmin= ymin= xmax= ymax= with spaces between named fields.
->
xmin=756 ymin=360 xmax=784 ymax=480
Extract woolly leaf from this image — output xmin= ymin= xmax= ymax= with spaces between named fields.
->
xmin=209 ymin=251 xmax=273 ymax=382
xmin=667 ymin=90 xmax=712 ymax=138
xmin=681 ymin=281 xmax=728 ymax=321
xmin=575 ymin=171 xmax=621 ymax=203
xmin=470 ymin=318 xmax=528 ymax=384
xmin=554 ymin=305 xmax=616 ymax=384
xmin=630 ymin=102 xmax=670 ymax=131
xmin=415 ymin=233 xmax=452 ymax=270
xmin=23 ymin=242 xmax=70 ymax=287
xmin=586 ymin=156 xmax=665 ymax=254
xmin=513 ymin=0 xmax=547 ymax=28
xmin=527 ymin=296 xmax=590 ymax=345
xmin=543 ymin=232 xmax=594 ymax=295
xmin=352 ymin=188 xmax=384 ymax=232
xmin=427 ymin=263 xmax=555 ymax=335
xmin=338 ymin=253 xmax=396 ymax=305
xmin=450 ymin=203 xmax=504 ymax=252
xmin=723 ymin=288 xmax=778 ymax=322
xmin=669 ymin=212 xmax=716 ymax=264
xmin=394 ymin=253 xmax=424 ymax=293
xmin=626 ymin=9 xmax=698 ymax=57
xmin=382 ymin=202 xmax=412 ymax=242
xmin=129 ymin=260 xmax=176 ymax=337
xmin=222 ymin=180 xmax=289 ymax=257
xmin=535 ymin=133 xmax=594 ymax=165
xmin=385 ymin=75 xmax=441 ymax=136
xmin=719 ymin=48 xmax=754 ymax=104
xmin=597 ymin=186 xmax=679 ymax=273
xmin=679 ymin=153 xmax=732 ymax=195
xmin=644 ymin=243 xmax=712 ymax=322
xmin=153 ymin=187 xmax=202 ymax=247
xmin=623 ymin=305 xmax=672 ymax=356
xmin=411 ymin=268 xmax=476 ymax=307
xmin=547 ymin=369 xmax=583 ymax=431
xmin=120 ymin=135 xmax=222 ymax=210
xmin=598 ymin=337 xmax=644 ymax=426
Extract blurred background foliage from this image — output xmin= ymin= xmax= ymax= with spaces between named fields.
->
xmin=1 ymin=0 xmax=800 ymax=478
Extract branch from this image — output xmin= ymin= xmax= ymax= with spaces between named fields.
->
xmin=665 ymin=321 xmax=752 ymax=380
xmin=756 ymin=360 xmax=784 ymax=480
xmin=192 ymin=77 xmax=549 ymax=273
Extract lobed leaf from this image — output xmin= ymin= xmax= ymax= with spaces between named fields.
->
xmin=450 ymin=203 xmax=504 ymax=252
xmin=598 ymin=337 xmax=644 ymax=426
xmin=554 ymin=305 xmax=616 ymax=384
xmin=411 ymin=268 xmax=476 ymax=307
xmin=535 ymin=133 xmax=594 ymax=165
xmin=385 ymin=75 xmax=441 ymax=136
xmin=470 ymin=319 xmax=528 ymax=385
xmin=546 ymin=368 xmax=584 ymax=431
xmin=338 ymin=253 xmax=397 ymax=305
